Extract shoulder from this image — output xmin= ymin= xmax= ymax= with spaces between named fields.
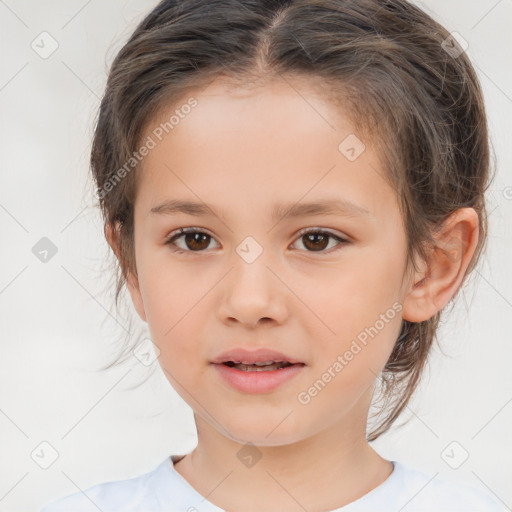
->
xmin=38 ymin=458 xmax=171 ymax=512
xmin=390 ymin=461 xmax=507 ymax=512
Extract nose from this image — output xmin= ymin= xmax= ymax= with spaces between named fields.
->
xmin=216 ymin=247 xmax=288 ymax=328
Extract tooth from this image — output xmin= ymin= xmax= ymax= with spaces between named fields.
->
xmin=230 ymin=361 xmax=292 ymax=372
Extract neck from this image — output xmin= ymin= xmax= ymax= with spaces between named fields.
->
xmin=173 ymin=410 xmax=393 ymax=512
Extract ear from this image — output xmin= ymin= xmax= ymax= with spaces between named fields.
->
xmin=402 ymin=207 xmax=479 ymax=323
xmin=104 ymin=222 xmax=147 ymax=323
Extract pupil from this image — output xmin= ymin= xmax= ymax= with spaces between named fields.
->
xmin=304 ymin=233 xmax=328 ymax=251
xmin=186 ymin=233 xmax=210 ymax=251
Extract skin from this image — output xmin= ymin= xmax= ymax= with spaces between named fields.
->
xmin=106 ymin=75 xmax=479 ymax=512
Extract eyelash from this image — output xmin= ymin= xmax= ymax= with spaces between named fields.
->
xmin=164 ymin=227 xmax=350 ymax=255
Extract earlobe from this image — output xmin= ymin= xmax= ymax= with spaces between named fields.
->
xmin=402 ymin=208 xmax=479 ymax=323
xmin=401 ymin=259 xmax=434 ymax=323
xmin=104 ymin=221 xmax=147 ymax=323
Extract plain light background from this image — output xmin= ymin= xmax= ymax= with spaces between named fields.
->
xmin=0 ymin=1 xmax=511 ymax=511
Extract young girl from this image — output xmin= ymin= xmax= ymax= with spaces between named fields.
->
xmin=39 ymin=0 xmax=505 ymax=510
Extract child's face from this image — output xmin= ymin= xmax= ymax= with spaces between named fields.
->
xmin=127 ymin=76 xmax=415 ymax=445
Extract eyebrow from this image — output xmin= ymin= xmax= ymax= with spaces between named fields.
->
xmin=149 ymin=198 xmax=372 ymax=221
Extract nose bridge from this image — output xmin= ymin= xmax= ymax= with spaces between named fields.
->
xmin=232 ymin=233 xmax=276 ymax=294
xmin=219 ymin=234 xmax=287 ymax=324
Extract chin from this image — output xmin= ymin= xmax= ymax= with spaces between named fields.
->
xmin=217 ymin=412 xmax=308 ymax=447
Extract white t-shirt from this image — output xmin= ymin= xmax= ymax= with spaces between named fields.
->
xmin=39 ymin=454 xmax=507 ymax=512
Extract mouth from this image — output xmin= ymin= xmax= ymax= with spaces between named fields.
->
xmin=212 ymin=359 xmax=306 ymax=394
xmin=220 ymin=360 xmax=304 ymax=372
xmin=211 ymin=347 xmax=305 ymax=367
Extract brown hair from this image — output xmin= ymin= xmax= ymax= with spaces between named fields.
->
xmin=90 ymin=0 xmax=495 ymax=440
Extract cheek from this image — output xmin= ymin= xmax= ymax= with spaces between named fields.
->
xmin=304 ymin=250 xmax=404 ymax=368
xmin=137 ymin=260 xmax=203 ymax=363
xmin=309 ymin=250 xmax=403 ymax=321
xmin=302 ymin=313 xmax=400 ymax=423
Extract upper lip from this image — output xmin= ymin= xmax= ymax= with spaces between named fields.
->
xmin=211 ymin=347 xmax=305 ymax=365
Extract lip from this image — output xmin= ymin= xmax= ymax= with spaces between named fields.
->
xmin=212 ymin=362 xmax=305 ymax=394
xmin=210 ymin=347 xmax=304 ymax=365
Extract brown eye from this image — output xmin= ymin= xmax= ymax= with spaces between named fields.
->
xmin=165 ymin=228 xmax=349 ymax=254
xmin=302 ymin=232 xmax=329 ymax=251
xmin=293 ymin=229 xmax=349 ymax=253
xmin=165 ymin=228 xmax=218 ymax=252
xmin=182 ymin=232 xmax=211 ymax=251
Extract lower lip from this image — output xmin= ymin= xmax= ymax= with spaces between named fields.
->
xmin=212 ymin=363 xmax=305 ymax=394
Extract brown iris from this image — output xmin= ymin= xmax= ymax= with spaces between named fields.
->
xmin=183 ymin=232 xmax=211 ymax=251
xmin=301 ymin=232 xmax=329 ymax=251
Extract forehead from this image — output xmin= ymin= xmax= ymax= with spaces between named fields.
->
xmin=135 ymin=76 xmax=393 ymax=220
xmin=146 ymin=76 xmax=346 ymax=149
